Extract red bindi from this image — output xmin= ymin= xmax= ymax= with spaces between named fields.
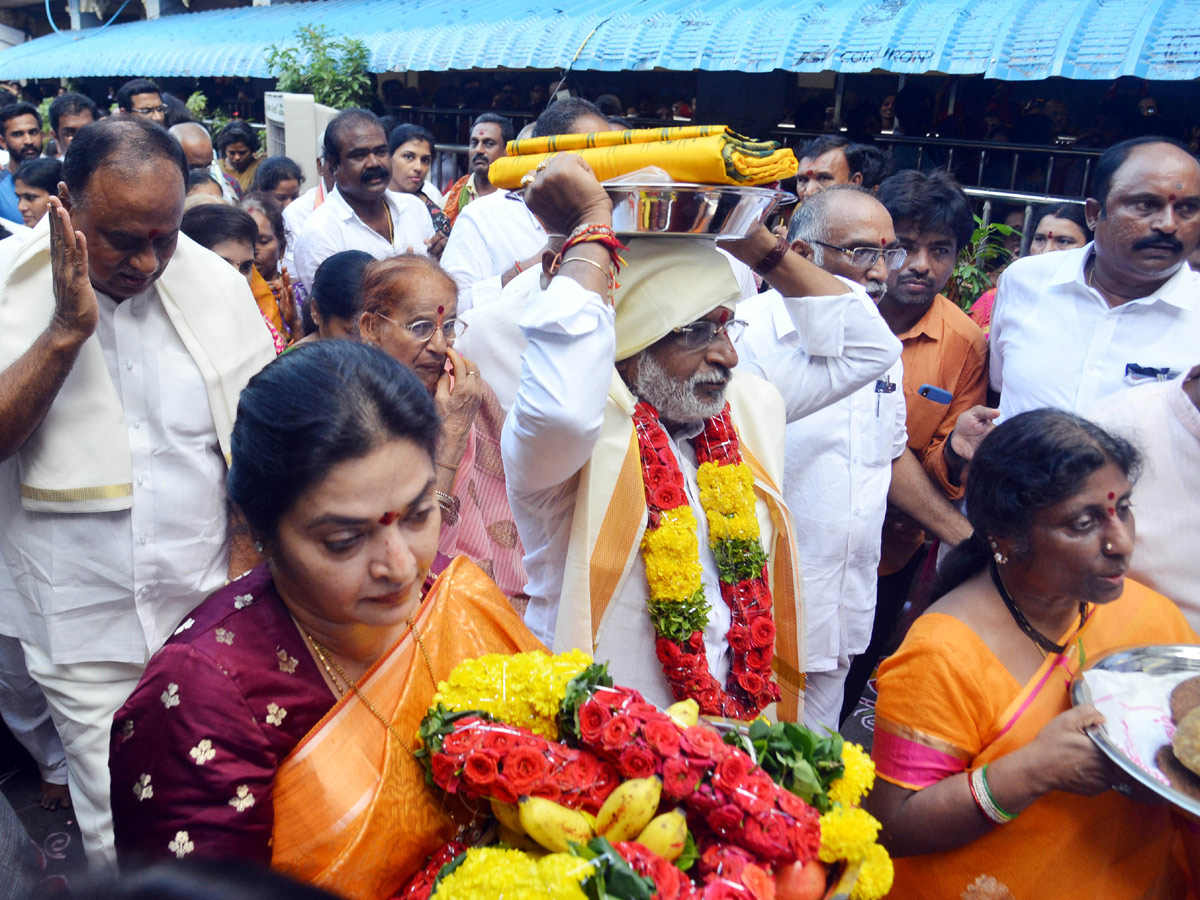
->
xmin=436 ymin=305 xmax=444 ymax=315
xmin=1108 ymin=492 xmax=1116 ymax=500
xmin=805 ymin=169 xmax=814 ymax=177
xmin=1170 ymin=194 xmax=1178 ymax=202
xmin=1046 ymin=231 xmax=1053 ymax=239
xmin=378 ymin=511 xmax=398 ymax=526
xmin=880 ymin=238 xmax=886 ymax=246
xmin=717 ymin=307 xmax=731 ymax=324
xmin=148 ymin=229 xmax=159 ymax=239
xmin=1107 ymin=507 xmax=1116 ymax=517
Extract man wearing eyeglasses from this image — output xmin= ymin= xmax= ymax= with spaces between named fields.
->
xmin=735 ymin=185 xmax=912 ymax=730
xmin=837 ymin=169 xmax=989 ymax=723
xmin=116 ymin=79 xmax=167 ymax=126
xmin=502 ymin=155 xmax=899 ymax=720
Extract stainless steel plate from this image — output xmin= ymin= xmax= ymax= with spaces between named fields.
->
xmin=604 ymin=183 xmax=796 ymax=239
xmin=1071 ymin=643 xmax=1200 ymax=817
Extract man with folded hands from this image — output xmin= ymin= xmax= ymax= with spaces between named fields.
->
xmin=0 ymin=117 xmax=274 ymax=866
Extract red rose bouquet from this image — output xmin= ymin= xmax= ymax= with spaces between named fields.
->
xmin=419 ymin=708 xmax=619 ymax=813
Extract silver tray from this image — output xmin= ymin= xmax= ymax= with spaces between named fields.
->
xmin=603 ymin=182 xmax=795 ymax=239
xmin=1071 ymin=643 xmax=1200 ymax=817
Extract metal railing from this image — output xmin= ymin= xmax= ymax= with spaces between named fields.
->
xmin=776 ymin=129 xmax=1103 ymax=200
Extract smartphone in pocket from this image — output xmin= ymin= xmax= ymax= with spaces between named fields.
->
xmin=918 ymin=384 xmax=953 ymax=404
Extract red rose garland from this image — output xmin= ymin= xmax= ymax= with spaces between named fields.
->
xmin=632 ymin=401 xmax=781 ymax=719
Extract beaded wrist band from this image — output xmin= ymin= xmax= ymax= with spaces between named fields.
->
xmin=752 ymin=233 xmax=789 ymax=277
xmin=969 ymin=764 xmax=1015 ymax=825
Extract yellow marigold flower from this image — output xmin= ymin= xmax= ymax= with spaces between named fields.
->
xmin=828 ymin=742 xmax=876 ymax=807
xmin=432 ymin=649 xmax=592 ymax=739
xmin=818 ymin=805 xmax=882 ymax=864
xmin=642 ymin=508 xmax=703 ymax=599
xmin=705 ymin=509 xmax=759 ymax=542
xmin=698 ymin=463 xmax=760 ymax=540
xmin=536 ymin=853 xmax=594 ymax=900
xmin=433 ymin=847 xmax=544 ymax=900
xmin=848 ymin=842 xmax=893 ymax=900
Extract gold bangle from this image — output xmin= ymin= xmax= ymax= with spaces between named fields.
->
xmin=560 ymin=255 xmax=611 ymax=279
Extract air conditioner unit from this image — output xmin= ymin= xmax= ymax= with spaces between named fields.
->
xmin=264 ymin=92 xmax=337 ymax=189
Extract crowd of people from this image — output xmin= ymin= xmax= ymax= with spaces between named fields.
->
xmin=0 ymin=73 xmax=1196 ymax=900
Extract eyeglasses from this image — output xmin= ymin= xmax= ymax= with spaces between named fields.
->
xmin=670 ymin=318 xmax=747 ymax=351
xmin=130 ymin=105 xmax=169 ymax=117
xmin=375 ymin=312 xmax=468 ymax=344
xmin=813 ymin=240 xmax=907 ymax=270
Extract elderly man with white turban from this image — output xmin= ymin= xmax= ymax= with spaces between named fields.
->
xmin=502 ymin=156 xmax=901 ymax=722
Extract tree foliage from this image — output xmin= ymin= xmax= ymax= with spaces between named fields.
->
xmin=949 ymin=215 xmax=1019 ymax=311
xmin=267 ymin=25 xmax=373 ymax=109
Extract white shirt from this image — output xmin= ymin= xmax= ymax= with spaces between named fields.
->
xmin=0 ymin=287 xmax=229 ymax=664
xmin=441 ymin=190 xmax=546 ymax=312
xmin=459 ymin=266 xmax=541 ymax=412
xmin=502 ymin=275 xmax=900 ymax=702
xmin=0 ymin=217 xmax=32 ymax=276
xmin=736 ymin=288 xmax=907 ymax=673
xmin=990 ymin=244 xmax=1200 ymax=419
xmin=1089 ymin=371 xmax=1200 ymax=629
xmin=420 ymin=180 xmax=443 ymax=207
xmin=292 ymin=186 xmax=434 ymax=289
xmin=280 ymin=184 xmax=322 ymax=279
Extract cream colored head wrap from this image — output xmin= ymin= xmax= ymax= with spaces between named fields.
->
xmin=612 ymin=238 xmax=740 ymax=361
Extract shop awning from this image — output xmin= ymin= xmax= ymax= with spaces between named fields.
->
xmin=1 ymin=0 xmax=1198 ymax=81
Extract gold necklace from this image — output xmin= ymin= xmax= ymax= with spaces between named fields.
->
xmin=384 ymin=203 xmax=395 ymax=244
xmin=302 ymin=616 xmax=436 ymax=761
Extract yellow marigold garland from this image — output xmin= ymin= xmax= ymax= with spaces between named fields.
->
xmin=431 ymin=649 xmax=593 ymax=739
xmin=697 ymin=461 xmax=760 ymax=542
xmin=641 ymin=506 xmax=704 ymax=601
xmin=828 ymin=742 xmax=875 ymax=808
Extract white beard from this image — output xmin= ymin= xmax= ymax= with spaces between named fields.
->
xmin=631 ymin=352 xmax=730 ymax=426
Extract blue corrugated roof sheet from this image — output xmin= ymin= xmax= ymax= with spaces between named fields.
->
xmin=1 ymin=0 xmax=1199 ymax=81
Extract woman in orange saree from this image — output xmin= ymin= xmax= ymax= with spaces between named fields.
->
xmin=867 ymin=409 xmax=1199 ymax=900
xmin=110 ymin=340 xmax=541 ymax=898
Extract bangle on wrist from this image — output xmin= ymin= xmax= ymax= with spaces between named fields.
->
xmin=969 ymin=764 xmax=1015 ymax=825
xmin=753 ymin=233 xmax=789 ymax=277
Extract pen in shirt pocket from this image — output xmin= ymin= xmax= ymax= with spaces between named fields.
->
xmin=875 ymin=376 xmax=897 ymax=416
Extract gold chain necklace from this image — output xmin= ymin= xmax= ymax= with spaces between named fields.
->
xmin=302 ymin=616 xmax=436 ymax=761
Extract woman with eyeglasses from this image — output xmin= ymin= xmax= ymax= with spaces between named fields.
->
xmin=359 ymin=253 xmax=528 ymax=608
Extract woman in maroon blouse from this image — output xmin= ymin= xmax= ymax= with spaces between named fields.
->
xmin=109 ymin=340 xmax=541 ymax=897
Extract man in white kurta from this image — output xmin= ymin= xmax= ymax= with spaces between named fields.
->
xmin=1090 ymin=365 xmax=1200 ymax=627
xmin=0 ymin=118 xmax=274 ymax=866
xmin=501 ymin=157 xmax=900 ymax=717
xmin=736 ymin=186 xmax=908 ymax=730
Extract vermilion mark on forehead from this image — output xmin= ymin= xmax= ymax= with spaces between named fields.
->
xmin=148 ymin=229 xmax=159 ymax=239
xmin=805 ymin=169 xmax=814 ymax=177
xmin=1108 ymin=492 xmax=1116 ymax=500
xmin=717 ymin=308 xmax=730 ymax=324
xmin=378 ymin=511 xmax=398 ymax=525
xmin=1046 ymin=231 xmax=1053 ymax=239
xmin=1170 ymin=194 xmax=1178 ymax=202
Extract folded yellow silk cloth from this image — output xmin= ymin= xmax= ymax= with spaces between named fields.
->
xmin=489 ymin=132 xmax=797 ymax=189
xmin=506 ymin=124 xmax=729 ymax=156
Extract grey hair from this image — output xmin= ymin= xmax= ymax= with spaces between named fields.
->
xmin=786 ymin=184 xmax=877 ymax=265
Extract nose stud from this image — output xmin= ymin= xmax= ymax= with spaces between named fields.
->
xmin=1104 ymin=542 xmax=1114 ymax=553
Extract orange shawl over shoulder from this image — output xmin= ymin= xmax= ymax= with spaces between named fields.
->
xmin=872 ymin=579 xmax=1198 ymax=899
xmin=270 ymin=557 xmax=543 ymax=899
